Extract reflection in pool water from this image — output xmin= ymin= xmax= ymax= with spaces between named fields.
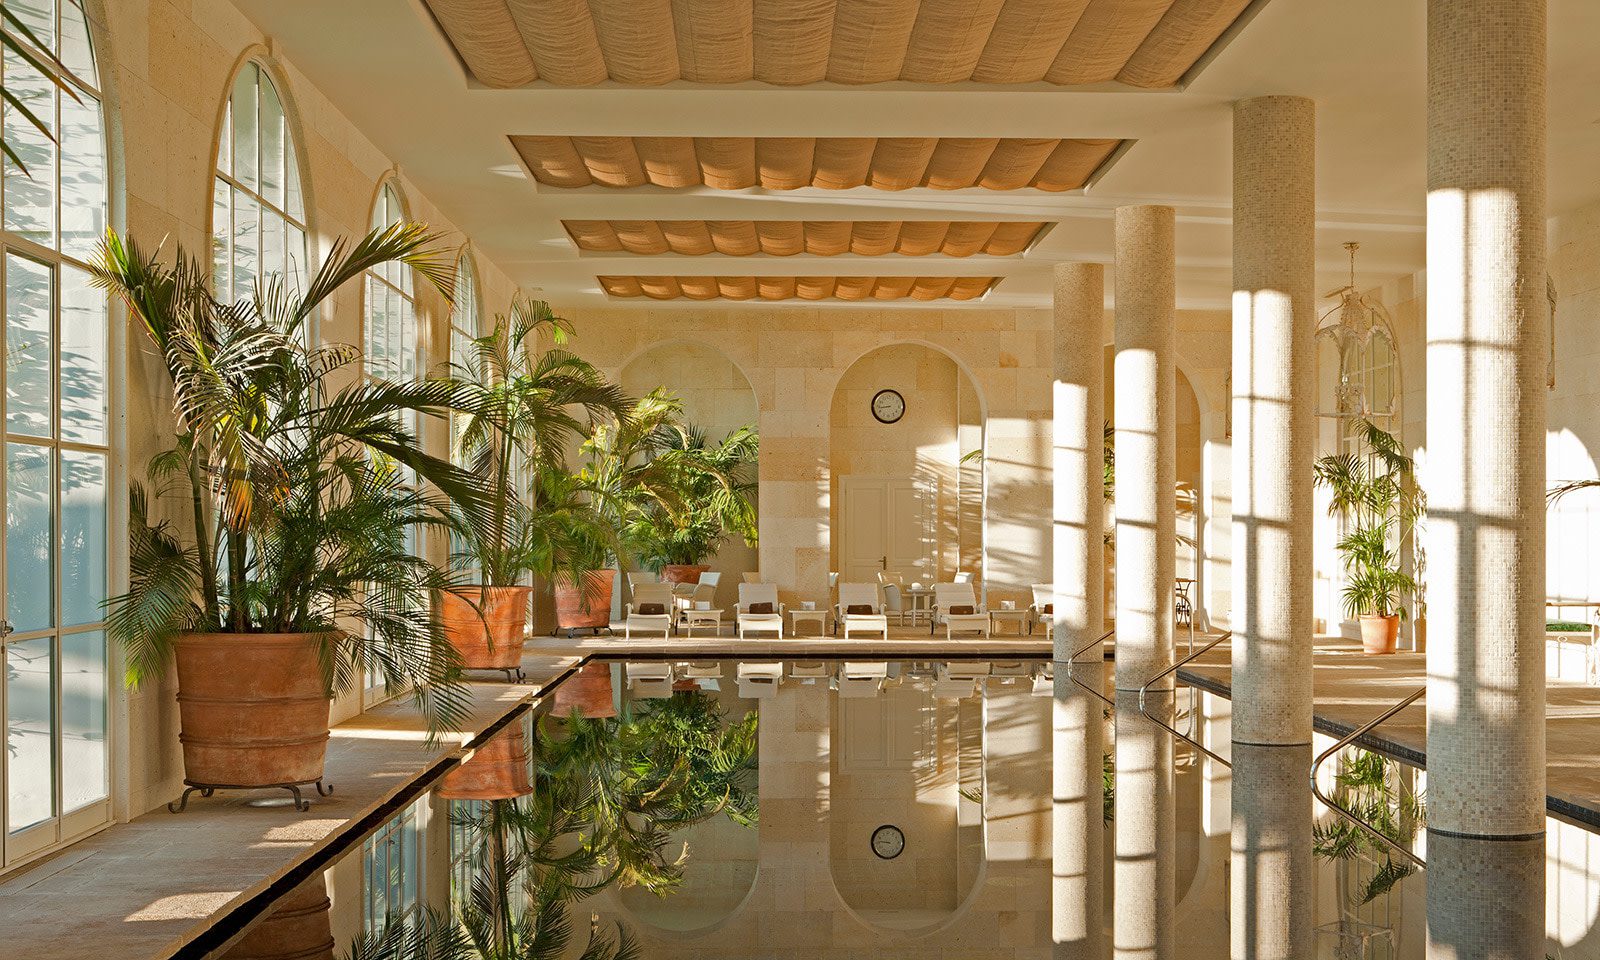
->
xmin=201 ymin=659 xmax=1598 ymax=960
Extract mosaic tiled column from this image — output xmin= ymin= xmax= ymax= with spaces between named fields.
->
xmin=1229 ymin=95 xmax=1315 ymax=960
xmin=1425 ymin=1 xmax=1547 ymax=955
xmin=1113 ymin=205 xmax=1176 ymax=692
xmin=1052 ymin=262 xmax=1105 ymax=960
xmin=1114 ymin=690 xmax=1174 ymax=960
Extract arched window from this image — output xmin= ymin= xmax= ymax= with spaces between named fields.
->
xmin=364 ymin=181 xmax=416 ymax=383
xmin=448 ymin=250 xmax=480 ymax=377
xmin=0 ymin=0 xmax=111 ymax=866
xmin=212 ymin=61 xmax=308 ymax=306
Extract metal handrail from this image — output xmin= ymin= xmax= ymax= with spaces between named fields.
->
xmin=1058 ymin=628 xmax=1115 ymax=707
xmin=1136 ymin=631 xmax=1233 ymax=768
xmin=1308 ymin=687 xmax=1427 ymax=870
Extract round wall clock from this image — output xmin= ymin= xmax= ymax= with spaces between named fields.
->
xmin=870 ymin=824 xmax=906 ymax=860
xmin=871 ymin=388 xmax=906 ymax=424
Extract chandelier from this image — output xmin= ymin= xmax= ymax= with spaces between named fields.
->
xmin=1316 ymin=242 xmax=1394 ymax=419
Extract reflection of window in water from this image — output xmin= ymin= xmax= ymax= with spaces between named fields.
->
xmin=363 ymin=796 xmax=424 ymax=933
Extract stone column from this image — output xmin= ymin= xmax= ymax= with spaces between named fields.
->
xmin=1229 ymin=95 xmax=1316 ymax=960
xmin=1052 ymin=262 xmax=1105 ymax=960
xmin=1425 ymin=2 xmax=1547 ymax=956
xmin=1113 ymin=205 xmax=1176 ymax=692
xmin=1113 ymin=690 xmax=1174 ymax=960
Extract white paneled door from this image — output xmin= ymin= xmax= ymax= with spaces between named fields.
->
xmin=838 ymin=477 xmax=937 ymax=585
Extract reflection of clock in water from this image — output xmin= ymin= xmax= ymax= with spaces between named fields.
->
xmin=870 ymin=824 xmax=905 ymax=860
xmin=871 ymin=388 xmax=905 ymax=424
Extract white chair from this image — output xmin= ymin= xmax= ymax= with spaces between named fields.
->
xmin=934 ymin=678 xmax=978 ymax=699
xmin=626 ymin=662 xmax=673 ymax=698
xmin=953 ymin=571 xmax=974 ymax=584
xmin=933 ymin=582 xmax=988 ymax=638
xmin=742 ymin=572 xmax=764 ymax=584
xmin=625 ymin=582 xmax=675 ymax=639
xmin=627 ymin=571 xmax=657 ymax=593
xmin=943 ymin=661 xmax=993 ymax=682
xmin=839 ymin=661 xmax=889 ymax=698
xmin=993 ymin=660 xmax=1030 ymax=678
xmin=835 ymin=583 xmax=889 ymax=639
xmin=881 ymin=582 xmax=907 ymax=626
xmin=736 ymin=582 xmax=785 ymax=638
xmin=676 ymin=572 xmax=722 ymax=629
xmin=683 ymin=661 xmax=723 ymax=680
xmin=1029 ymin=584 xmax=1054 ymax=638
xmin=1031 ymin=662 xmax=1054 ymax=697
xmin=736 ymin=661 xmax=783 ymax=699
xmin=789 ymin=660 xmax=830 ymax=680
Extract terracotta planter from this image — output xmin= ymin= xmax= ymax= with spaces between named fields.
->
xmin=660 ymin=564 xmax=710 ymax=586
xmin=555 ymin=569 xmax=615 ymax=631
xmin=439 ymin=585 xmax=533 ymax=671
xmin=175 ymin=632 xmax=332 ymax=788
xmin=1359 ymin=614 xmax=1401 ymax=655
xmin=222 ymin=875 xmax=334 ymax=960
xmin=550 ymin=661 xmax=616 ymax=719
xmin=438 ymin=723 xmax=533 ymax=800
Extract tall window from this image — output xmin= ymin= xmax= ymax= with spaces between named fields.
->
xmin=212 ymin=61 xmax=308 ymax=311
xmin=365 ymin=182 xmax=417 ymax=382
xmin=363 ymin=796 xmax=424 ymax=933
xmin=0 ymin=0 xmax=111 ymax=868
xmin=447 ymin=253 xmax=480 ymax=577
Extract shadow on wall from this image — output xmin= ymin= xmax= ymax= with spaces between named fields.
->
xmin=621 ymin=340 xmax=760 ymax=611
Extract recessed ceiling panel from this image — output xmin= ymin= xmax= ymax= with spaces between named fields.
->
xmin=597 ymin=275 xmax=999 ymax=301
xmin=424 ymin=0 xmax=1254 ymax=88
xmin=565 ymin=220 xmax=1047 ymax=256
xmin=515 ymin=136 xmax=1122 ymax=192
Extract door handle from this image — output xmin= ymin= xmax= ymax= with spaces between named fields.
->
xmin=880 ymin=556 xmax=887 ymax=570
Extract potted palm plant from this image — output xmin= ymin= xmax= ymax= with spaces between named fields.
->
xmin=1314 ymin=419 xmax=1423 ymax=655
xmin=623 ymin=419 xmax=760 ymax=586
xmin=98 ymin=225 xmax=486 ymax=810
xmin=445 ymin=298 xmax=627 ymax=677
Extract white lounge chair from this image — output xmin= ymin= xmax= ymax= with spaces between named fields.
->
xmin=1030 ymin=583 xmax=1054 ymax=639
xmin=835 ymin=583 xmax=889 ymax=639
xmin=736 ymin=582 xmax=785 ymax=638
xmin=838 ymin=661 xmax=889 ymax=698
xmin=943 ymin=661 xmax=993 ymax=682
xmin=625 ymin=582 xmax=675 ymax=639
xmin=626 ymin=662 xmax=673 ymax=698
xmin=933 ymin=582 xmax=988 ymax=639
xmin=736 ymin=661 xmax=783 ymax=699
xmin=789 ymin=660 xmax=830 ymax=679
xmin=1031 ymin=662 xmax=1054 ymax=697
xmin=676 ymin=572 xmax=722 ymax=629
xmin=683 ymin=661 xmax=723 ymax=680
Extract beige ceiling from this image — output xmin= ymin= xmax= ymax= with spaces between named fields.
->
xmin=424 ymin=0 xmax=1254 ymax=89
xmin=597 ymin=275 xmax=999 ymax=301
xmin=514 ymin=136 xmax=1121 ymax=192
xmin=566 ymin=220 xmax=1046 ymax=257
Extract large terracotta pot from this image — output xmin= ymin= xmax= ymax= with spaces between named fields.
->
xmin=438 ymin=723 xmax=533 ymax=800
xmin=175 ymin=633 xmax=332 ymax=787
xmin=222 ymin=875 xmax=334 ymax=960
xmin=550 ymin=661 xmax=616 ymax=719
xmin=439 ymin=585 xmax=533 ymax=671
xmin=1359 ymin=614 xmax=1401 ymax=655
xmin=660 ymin=564 xmax=710 ymax=587
xmin=555 ymin=569 xmax=615 ymax=631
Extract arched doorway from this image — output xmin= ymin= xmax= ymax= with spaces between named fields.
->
xmin=828 ymin=343 xmax=984 ymax=587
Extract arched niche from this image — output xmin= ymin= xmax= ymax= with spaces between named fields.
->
xmin=828 ymin=343 xmax=985 ymax=585
xmin=619 ymin=340 xmax=760 ymax=611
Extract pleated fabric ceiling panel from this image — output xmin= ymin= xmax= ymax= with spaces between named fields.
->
xmin=425 ymin=0 xmax=1254 ymax=88
xmin=564 ymin=220 xmax=1046 ymax=257
xmin=515 ymin=136 xmax=1121 ymax=192
xmin=597 ymin=275 xmax=999 ymax=301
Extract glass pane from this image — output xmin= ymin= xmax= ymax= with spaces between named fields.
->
xmin=284 ymin=136 xmax=304 ymax=221
xmin=258 ymin=74 xmax=284 ymax=207
xmin=8 ymin=442 xmax=55 ymax=634
xmin=211 ymin=182 xmax=230 ymax=294
xmin=261 ymin=208 xmax=285 ymax=291
xmin=3 ymin=50 xmax=57 ymax=246
xmin=286 ymin=223 xmax=307 ymax=299
xmin=58 ymin=89 xmax=105 ymax=261
xmin=232 ymin=190 xmax=259 ymax=303
xmin=7 ymin=254 xmax=54 ymax=437
xmin=61 ymin=629 xmax=106 ymax=811
xmin=59 ymin=0 xmax=96 ymax=86
xmin=215 ymin=100 xmax=231 ymax=174
xmin=6 ymin=635 xmax=55 ymax=832
xmin=59 ymin=264 xmax=105 ymax=444
xmin=230 ymin=64 xmax=258 ymax=192
xmin=60 ymin=449 xmax=105 ymax=626
xmin=8 ymin=0 xmax=54 ymax=57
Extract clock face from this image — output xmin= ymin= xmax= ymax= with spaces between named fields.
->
xmin=871 ymin=824 xmax=905 ymax=860
xmin=871 ymin=389 xmax=905 ymax=424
